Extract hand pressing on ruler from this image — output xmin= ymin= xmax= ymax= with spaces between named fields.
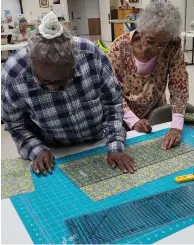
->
xmin=107 ymin=152 xmax=136 ymax=174
xmin=162 ymin=128 xmax=182 ymax=150
xmin=31 ymin=151 xmax=55 ymax=175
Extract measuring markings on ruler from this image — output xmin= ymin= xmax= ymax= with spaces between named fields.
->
xmin=65 ymin=183 xmax=194 ymax=244
xmin=79 ymin=170 xmax=88 ymax=177
xmin=59 ymin=139 xmax=194 ymax=188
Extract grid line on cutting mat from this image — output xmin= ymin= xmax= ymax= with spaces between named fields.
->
xmin=10 ymin=126 xmax=194 ymax=244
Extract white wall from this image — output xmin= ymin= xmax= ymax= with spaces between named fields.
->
xmin=21 ymin=0 xmax=69 ymax=21
xmin=169 ymin=0 xmax=193 ymax=49
xmin=67 ymin=0 xmax=100 ymax=35
xmin=85 ymin=0 xmax=100 ymax=18
xmin=67 ymin=0 xmax=74 ymax=23
xmin=67 ymin=0 xmax=87 ymax=34
xmin=110 ymin=0 xmax=119 ymax=8
xmin=68 ymin=0 xmax=100 ymax=20
xmin=110 ymin=0 xmax=150 ymax=9
xmin=185 ymin=0 xmax=194 ymax=32
xmin=168 ymin=0 xmax=185 ymax=30
xmin=1 ymin=0 xmax=21 ymax=22
xmin=185 ymin=0 xmax=194 ymax=49
xmin=141 ymin=0 xmax=150 ymax=9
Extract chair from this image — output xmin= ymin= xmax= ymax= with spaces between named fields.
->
xmin=148 ymin=103 xmax=194 ymax=126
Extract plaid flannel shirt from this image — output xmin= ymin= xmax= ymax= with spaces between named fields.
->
xmin=1 ymin=37 xmax=126 ymax=161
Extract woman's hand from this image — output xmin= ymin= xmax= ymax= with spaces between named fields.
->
xmin=162 ymin=128 xmax=182 ymax=150
xmin=132 ymin=119 xmax=152 ymax=133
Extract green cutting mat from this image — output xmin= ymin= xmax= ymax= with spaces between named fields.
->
xmin=59 ymin=137 xmax=194 ymax=201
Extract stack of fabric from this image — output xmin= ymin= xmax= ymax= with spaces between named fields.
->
xmin=97 ymin=39 xmax=110 ymax=55
xmin=185 ymin=113 xmax=194 ymax=128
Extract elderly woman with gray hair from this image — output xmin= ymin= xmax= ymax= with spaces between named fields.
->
xmin=109 ymin=1 xmax=189 ymax=151
xmin=12 ymin=18 xmax=29 ymax=43
xmin=2 ymin=12 xmax=136 ymax=175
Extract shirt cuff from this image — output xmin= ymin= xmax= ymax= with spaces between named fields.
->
xmin=29 ymin=145 xmax=49 ymax=161
xmin=171 ymin=113 xmax=184 ymax=130
xmin=124 ymin=110 xmax=140 ymax=129
xmin=107 ymin=141 xmax=124 ymax=153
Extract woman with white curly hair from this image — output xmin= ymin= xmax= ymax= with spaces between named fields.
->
xmin=109 ymin=0 xmax=189 ymax=150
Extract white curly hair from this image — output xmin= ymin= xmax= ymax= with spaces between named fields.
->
xmin=136 ymin=0 xmax=181 ymax=38
xmin=28 ymin=12 xmax=76 ymax=66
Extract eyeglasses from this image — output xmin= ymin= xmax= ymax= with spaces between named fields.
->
xmin=33 ymin=70 xmax=73 ymax=86
xmin=141 ymin=35 xmax=169 ymax=49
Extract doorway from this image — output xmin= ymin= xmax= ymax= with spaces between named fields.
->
xmin=99 ymin=0 xmax=112 ymax=41
xmin=88 ymin=18 xmax=101 ymax=35
xmin=67 ymin=0 xmax=113 ymax=41
xmin=67 ymin=0 xmax=88 ymax=35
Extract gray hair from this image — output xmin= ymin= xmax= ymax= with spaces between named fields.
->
xmin=19 ymin=18 xmax=28 ymax=24
xmin=28 ymin=28 xmax=76 ymax=66
xmin=136 ymin=1 xmax=181 ymax=38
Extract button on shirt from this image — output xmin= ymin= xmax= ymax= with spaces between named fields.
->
xmin=1 ymin=37 xmax=126 ymax=160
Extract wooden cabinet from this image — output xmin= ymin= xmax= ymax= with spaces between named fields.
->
xmin=111 ymin=9 xmax=118 ymax=19
xmin=123 ymin=9 xmax=133 ymax=18
xmin=114 ymin=23 xmax=124 ymax=39
xmin=113 ymin=8 xmax=140 ymax=39
xmin=118 ymin=9 xmax=124 ymax=19
xmin=118 ymin=9 xmax=133 ymax=19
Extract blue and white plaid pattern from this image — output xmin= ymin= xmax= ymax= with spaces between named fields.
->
xmin=1 ymin=37 xmax=126 ymax=160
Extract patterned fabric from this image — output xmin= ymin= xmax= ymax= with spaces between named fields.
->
xmin=1 ymin=37 xmax=126 ymax=161
xmin=59 ymin=137 xmax=194 ymax=201
xmin=109 ymin=30 xmax=189 ymax=119
xmin=82 ymin=151 xmax=194 ymax=201
xmin=59 ymin=138 xmax=193 ymax=188
xmin=1 ymin=158 xmax=34 ymax=199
